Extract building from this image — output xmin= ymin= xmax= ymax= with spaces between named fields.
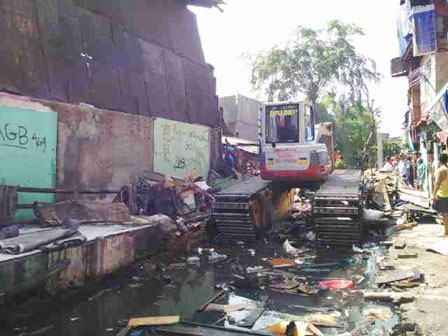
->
xmin=219 ymin=94 xmax=264 ymax=142
xmin=0 ymin=0 xmax=222 ymax=192
xmin=392 ymin=0 xmax=448 ymax=193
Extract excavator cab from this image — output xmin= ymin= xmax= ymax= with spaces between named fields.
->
xmin=260 ymin=102 xmax=332 ymax=184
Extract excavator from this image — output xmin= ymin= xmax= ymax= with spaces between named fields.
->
xmin=213 ymin=102 xmax=363 ymax=245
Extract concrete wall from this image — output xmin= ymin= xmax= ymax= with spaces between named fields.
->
xmin=54 ymin=103 xmax=153 ymax=192
xmin=0 ymin=94 xmax=58 ymax=218
xmin=219 ymin=96 xmax=237 ymax=135
xmin=153 ymin=118 xmax=210 ymax=179
xmin=219 ymin=94 xmax=262 ymax=142
xmin=0 ymin=0 xmax=219 ymax=127
xmin=0 ymin=93 xmax=152 ymax=193
xmin=1 ymin=93 xmax=221 ymax=193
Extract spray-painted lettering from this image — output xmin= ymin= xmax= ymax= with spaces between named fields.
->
xmin=0 ymin=123 xmax=47 ymax=152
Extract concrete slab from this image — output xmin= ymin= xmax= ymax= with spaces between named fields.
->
xmin=0 ymin=223 xmax=158 ymax=296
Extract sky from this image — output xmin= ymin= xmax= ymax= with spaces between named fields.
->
xmin=190 ymin=0 xmax=409 ymax=137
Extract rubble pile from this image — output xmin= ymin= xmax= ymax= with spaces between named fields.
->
xmin=116 ymin=171 xmax=214 ymax=217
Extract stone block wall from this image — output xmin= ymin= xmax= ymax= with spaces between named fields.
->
xmin=0 ymin=0 xmax=219 ymax=126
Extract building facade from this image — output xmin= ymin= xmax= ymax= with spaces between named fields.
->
xmin=392 ymin=0 xmax=448 ymax=193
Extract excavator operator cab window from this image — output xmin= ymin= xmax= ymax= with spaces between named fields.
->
xmin=266 ymin=105 xmax=299 ymax=144
xmin=305 ymin=105 xmax=315 ymax=142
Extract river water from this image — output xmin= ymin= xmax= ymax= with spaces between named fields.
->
xmin=0 ymin=237 xmax=398 ymax=336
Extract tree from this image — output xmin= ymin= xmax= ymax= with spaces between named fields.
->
xmin=248 ymin=20 xmax=380 ymax=112
xmin=383 ymin=139 xmax=401 ymax=159
xmin=322 ymin=92 xmax=373 ymax=168
xmin=248 ymin=21 xmax=382 ymax=167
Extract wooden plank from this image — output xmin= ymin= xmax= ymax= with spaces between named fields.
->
xmin=128 ymin=316 xmax=180 ymax=327
xmin=308 ymin=323 xmax=324 ymax=336
xmin=198 ymin=289 xmax=226 ymax=312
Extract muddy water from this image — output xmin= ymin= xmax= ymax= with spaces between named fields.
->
xmin=0 ymin=240 xmax=398 ymax=336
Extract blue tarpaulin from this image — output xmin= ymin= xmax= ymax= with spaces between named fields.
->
xmin=411 ymin=4 xmax=437 ymax=56
xmin=397 ymin=2 xmax=412 ymax=56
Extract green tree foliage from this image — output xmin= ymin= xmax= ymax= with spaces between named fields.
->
xmin=248 ymin=21 xmax=381 ymax=167
xmin=322 ymin=92 xmax=373 ymax=168
xmin=383 ymin=139 xmax=401 ymax=159
xmin=248 ymin=20 xmax=380 ymax=109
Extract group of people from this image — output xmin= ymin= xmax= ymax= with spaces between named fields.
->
xmin=382 ymin=152 xmax=448 ymax=236
xmin=382 ymin=154 xmax=427 ymax=190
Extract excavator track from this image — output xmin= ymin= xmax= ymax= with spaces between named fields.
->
xmin=213 ymin=177 xmax=272 ymax=242
xmin=313 ymin=170 xmax=363 ymax=245
xmin=212 ymin=171 xmax=363 ymax=245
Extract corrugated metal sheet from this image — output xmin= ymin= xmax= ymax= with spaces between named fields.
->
xmin=223 ymin=136 xmax=258 ymax=155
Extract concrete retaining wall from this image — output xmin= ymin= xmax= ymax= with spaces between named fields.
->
xmin=0 ymin=0 xmax=219 ymax=126
xmin=0 ymin=225 xmax=159 ymax=295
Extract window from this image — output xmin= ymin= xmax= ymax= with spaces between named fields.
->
xmin=304 ymin=105 xmax=315 ymax=141
xmin=266 ymin=104 xmax=299 ymax=143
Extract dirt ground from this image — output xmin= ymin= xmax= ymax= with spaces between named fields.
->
xmin=388 ymin=223 xmax=448 ymax=335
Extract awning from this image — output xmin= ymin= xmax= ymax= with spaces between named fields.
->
xmin=427 ymin=81 xmax=448 ymax=131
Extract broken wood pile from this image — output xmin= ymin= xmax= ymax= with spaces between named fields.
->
xmin=115 ymin=171 xmax=214 ymax=217
xmin=0 ymin=170 xmax=214 ymax=256
xmin=364 ymin=169 xmax=440 ymax=229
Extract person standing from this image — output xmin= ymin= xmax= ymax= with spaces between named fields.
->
xmin=417 ymin=158 xmax=426 ymax=190
xmin=397 ymin=154 xmax=410 ymax=184
xmin=433 ymin=153 xmax=448 ymax=236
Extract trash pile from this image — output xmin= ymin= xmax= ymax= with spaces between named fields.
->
xmin=0 ymin=170 xmax=215 ymax=256
xmin=118 ymin=235 xmax=400 ymax=336
xmin=116 ymin=171 xmax=214 ymax=217
xmin=276 ymin=190 xmax=314 ymax=244
xmin=0 ymin=186 xmax=90 ymax=254
xmin=364 ymin=169 xmax=440 ymax=231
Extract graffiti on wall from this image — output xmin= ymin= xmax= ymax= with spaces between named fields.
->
xmin=0 ymin=123 xmax=48 ymax=152
xmin=0 ymin=105 xmax=58 ymax=219
xmin=154 ymin=118 xmax=210 ymax=179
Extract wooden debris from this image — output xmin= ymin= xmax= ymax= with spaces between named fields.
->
xmin=394 ymin=240 xmax=406 ymax=249
xmin=268 ymin=280 xmax=300 ymax=290
xmin=128 ymin=316 xmax=180 ymax=327
xmin=308 ymin=314 xmax=338 ymax=327
xmin=307 ymin=323 xmax=324 ymax=336
xmin=398 ymin=252 xmax=418 ymax=259
xmin=198 ymin=289 xmax=226 ymax=312
xmin=367 ymin=310 xmax=393 ymax=322
xmin=363 ymin=291 xmax=414 ymax=303
xmin=396 ymin=222 xmax=417 ymax=231
xmin=269 ymin=258 xmax=296 ymax=268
